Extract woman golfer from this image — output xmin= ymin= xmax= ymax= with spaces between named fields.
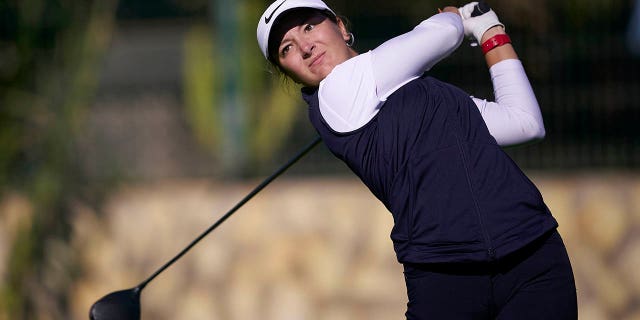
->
xmin=257 ymin=1 xmax=577 ymax=318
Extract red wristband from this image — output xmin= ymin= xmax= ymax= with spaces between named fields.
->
xmin=481 ymin=34 xmax=511 ymax=55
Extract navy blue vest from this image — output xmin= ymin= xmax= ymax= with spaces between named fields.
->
xmin=303 ymin=75 xmax=558 ymax=264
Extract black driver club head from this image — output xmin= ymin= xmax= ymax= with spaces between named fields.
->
xmin=87 ymin=137 xmax=322 ymax=319
xmin=89 ymin=287 xmax=141 ymax=320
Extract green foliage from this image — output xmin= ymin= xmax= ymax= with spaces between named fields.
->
xmin=180 ymin=0 xmax=302 ymax=175
xmin=0 ymin=0 xmax=118 ymax=318
xmin=183 ymin=24 xmax=222 ymax=155
xmin=242 ymin=0 xmax=301 ymax=164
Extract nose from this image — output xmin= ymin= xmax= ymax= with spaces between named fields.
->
xmin=300 ymin=38 xmax=314 ymax=59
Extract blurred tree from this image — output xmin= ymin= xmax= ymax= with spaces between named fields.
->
xmin=181 ymin=0 xmax=302 ymax=177
xmin=0 ymin=0 xmax=118 ymax=318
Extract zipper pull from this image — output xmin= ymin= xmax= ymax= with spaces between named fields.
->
xmin=487 ymin=248 xmax=496 ymax=260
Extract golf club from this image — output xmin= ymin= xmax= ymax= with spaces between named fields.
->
xmin=471 ymin=1 xmax=490 ymax=16
xmin=89 ymin=1 xmax=494 ymax=318
xmin=89 ymin=136 xmax=322 ymax=320
xmin=464 ymin=1 xmax=492 ymax=46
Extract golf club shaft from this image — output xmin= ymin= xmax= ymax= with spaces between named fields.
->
xmin=136 ymin=136 xmax=322 ymax=291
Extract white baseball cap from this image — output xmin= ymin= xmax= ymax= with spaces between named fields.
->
xmin=257 ymin=0 xmax=336 ymax=61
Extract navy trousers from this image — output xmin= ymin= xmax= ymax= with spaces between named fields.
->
xmin=403 ymin=230 xmax=577 ymax=319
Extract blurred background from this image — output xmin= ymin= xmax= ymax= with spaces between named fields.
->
xmin=0 ymin=0 xmax=639 ymax=319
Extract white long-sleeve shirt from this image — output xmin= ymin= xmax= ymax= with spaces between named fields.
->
xmin=316 ymin=12 xmax=545 ymax=147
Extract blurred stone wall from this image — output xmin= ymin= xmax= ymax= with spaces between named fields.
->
xmin=2 ymin=173 xmax=639 ymax=319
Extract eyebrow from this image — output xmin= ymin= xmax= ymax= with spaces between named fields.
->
xmin=278 ymin=22 xmax=309 ymax=50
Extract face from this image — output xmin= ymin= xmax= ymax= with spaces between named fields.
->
xmin=273 ymin=11 xmax=356 ymax=87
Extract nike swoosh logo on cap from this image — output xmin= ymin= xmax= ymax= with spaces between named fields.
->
xmin=264 ymin=0 xmax=288 ymax=24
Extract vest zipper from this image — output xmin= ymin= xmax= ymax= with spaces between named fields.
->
xmin=455 ymin=138 xmax=495 ymax=261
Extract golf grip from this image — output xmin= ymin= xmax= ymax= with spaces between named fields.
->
xmin=471 ymin=1 xmax=490 ymax=17
xmin=135 ymin=136 xmax=322 ymax=291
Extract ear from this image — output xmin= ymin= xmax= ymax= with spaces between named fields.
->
xmin=336 ymin=17 xmax=350 ymax=42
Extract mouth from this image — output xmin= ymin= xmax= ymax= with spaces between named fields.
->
xmin=309 ymin=52 xmax=325 ymax=68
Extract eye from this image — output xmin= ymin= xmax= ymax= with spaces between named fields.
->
xmin=280 ymin=44 xmax=291 ymax=57
xmin=304 ymin=24 xmax=314 ymax=32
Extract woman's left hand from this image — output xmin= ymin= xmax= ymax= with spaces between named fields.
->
xmin=458 ymin=2 xmax=504 ymax=44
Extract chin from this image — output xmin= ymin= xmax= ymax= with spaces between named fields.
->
xmin=303 ymin=75 xmax=324 ymax=87
xmin=315 ymin=69 xmax=332 ymax=82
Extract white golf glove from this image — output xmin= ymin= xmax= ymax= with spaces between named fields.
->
xmin=458 ymin=2 xmax=505 ymax=44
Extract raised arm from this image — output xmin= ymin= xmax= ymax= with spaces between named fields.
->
xmin=459 ymin=2 xmax=545 ymax=147
xmin=318 ymin=11 xmax=464 ymax=132
xmin=371 ymin=12 xmax=464 ymax=100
